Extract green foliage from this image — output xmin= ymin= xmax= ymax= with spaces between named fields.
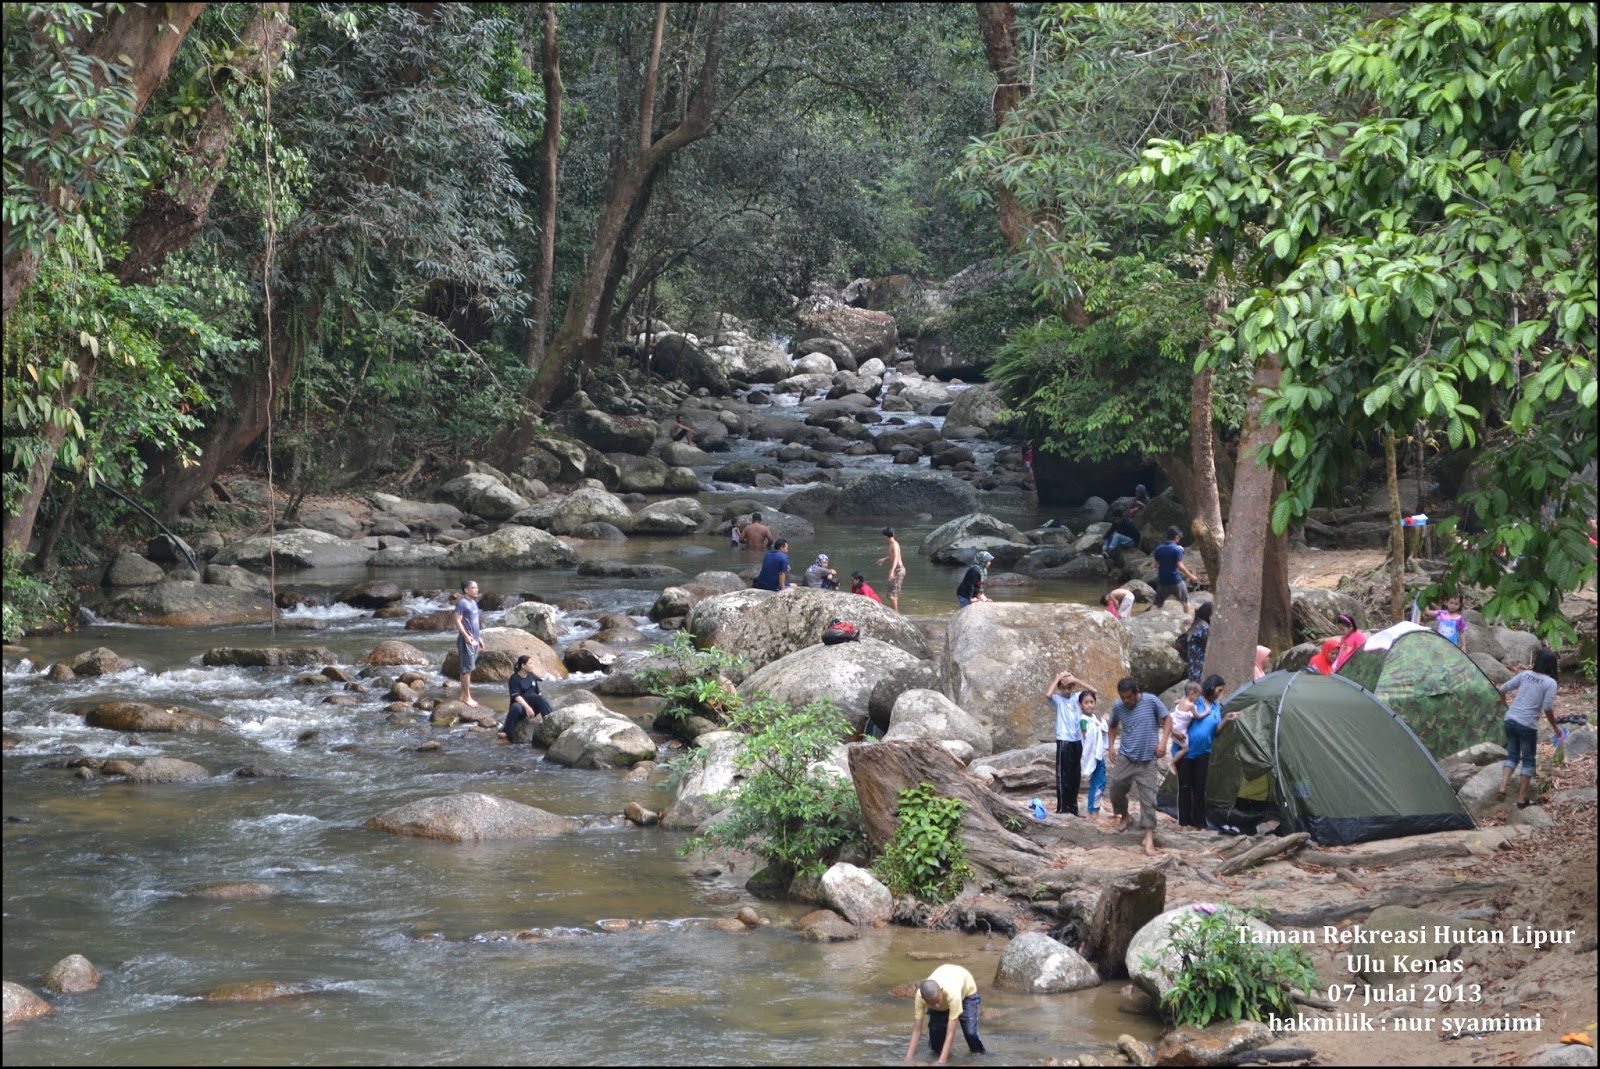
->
xmin=637 ymin=632 xmax=746 ymax=725
xmin=1 ymin=548 xmax=70 ymax=641
xmin=873 ymin=781 xmax=973 ymax=904
xmin=1130 ymin=2 xmax=1597 ymax=642
xmin=688 ymin=693 xmax=863 ymax=877
xmin=1145 ymin=905 xmax=1318 ymax=1028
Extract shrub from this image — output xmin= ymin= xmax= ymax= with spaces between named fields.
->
xmin=1 ymin=549 xmax=71 ymax=642
xmin=688 ymin=693 xmax=863 ymax=876
xmin=873 ymin=781 xmax=972 ymax=904
xmin=637 ymin=632 xmax=746 ymax=725
xmin=1145 ymin=905 xmax=1317 ymax=1028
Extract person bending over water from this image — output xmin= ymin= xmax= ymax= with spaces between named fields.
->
xmin=904 ymin=964 xmax=985 ymax=1064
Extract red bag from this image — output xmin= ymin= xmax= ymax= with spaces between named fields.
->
xmin=822 ymin=618 xmax=860 ymax=645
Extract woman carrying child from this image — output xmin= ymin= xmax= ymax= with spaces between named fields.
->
xmin=1167 ymin=674 xmax=1226 ymax=829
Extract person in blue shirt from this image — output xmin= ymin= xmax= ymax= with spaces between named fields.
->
xmin=1151 ymin=526 xmax=1200 ymax=612
xmin=453 ymin=579 xmax=482 ymax=707
xmin=1171 ymin=674 xmax=1226 ymax=829
xmin=1046 ymin=669 xmax=1097 ymax=816
xmin=753 ymin=538 xmax=791 ymax=591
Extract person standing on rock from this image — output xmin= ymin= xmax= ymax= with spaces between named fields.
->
xmin=904 ymin=963 xmax=986 ymax=1064
xmin=741 ymin=512 xmax=774 ymax=552
xmin=1497 ymin=647 xmax=1561 ymax=808
xmin=1047 ymin=669 xmax=1096 ymax=816
xmin=956 ymin=550 xmax=993 ymax=607
xmin=878 ymin=526 xmax=907 ymax=611
xmin=453 ymin=580 xmax=482 ymax=708
xmin=1173 ymin=674 xmax=1225 ymax=829
xmin=1106 ymin=676 xmax=1171 ymax=857
xmin=499 ymin=654 xmax=552 ymax=742
xmin=753 ymin=538 xmax=791 ymax=591
xmin=1151 ymin=526 xmax=1199 ymax=612
xmin=1080 ymin=690 xmax=1108 ymax=815
xmin=1180 ymin=601 xmax=1213 ymax=681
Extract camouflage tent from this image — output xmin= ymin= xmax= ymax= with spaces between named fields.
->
xmin=1336 ymin=621 xmax=1501 ymax=759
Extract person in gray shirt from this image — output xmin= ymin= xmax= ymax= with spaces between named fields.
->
xmin=1106 ymin=676 xmax=1171 ymax=856
xmin=1497 ymin=648 xmax=1560 ymax=807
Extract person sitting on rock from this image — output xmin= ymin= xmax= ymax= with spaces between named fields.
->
xmin=803 ymin=553 xmax=838 ymax=589
xmin=499 ymin=654 xmax=552 ymax=743
xmin=851 ymin=571 xmax=882 ymax=603
xmin=904 ymin=964 xmax=986 ymax=1064
xmin=1101 ymin=507 xmax=1140 ymax=557
xmin=669 ymin=415 xmax=696 ymax=445
xmin=956 ymin=551 xmax=993 ymax=607
xmin=752 ymin=538 xmax=790 ymax=591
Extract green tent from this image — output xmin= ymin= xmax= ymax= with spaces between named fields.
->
xmin=1205 ymin=671 xmax=1474 ymax=846
xmin=1336 ymin=621 xmax=1501 ymax=759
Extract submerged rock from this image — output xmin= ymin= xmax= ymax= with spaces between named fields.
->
xmin=190 ymin=881 xmax=280 ymax=900
xmin=197 ymin=980 xmax=316 ymax=1002
xmin=365 ymin=793 xmax=575 ymax=841
xmin=124 ymin=757 xmax=211 ymax=783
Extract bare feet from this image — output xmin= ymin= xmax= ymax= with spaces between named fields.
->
xmin=463 ymin=697 xmax=479 ymax=708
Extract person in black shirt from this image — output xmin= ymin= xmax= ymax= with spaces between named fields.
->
xmin=499 ymin=654 xmax=552 ymax=742
xmin=957 ymin=551 xmax=993 ymax=607
xmin=1101 ymin=508 xmax=1141 ymax=557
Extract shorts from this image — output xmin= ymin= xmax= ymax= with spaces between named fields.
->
xmin=1108 ymin=756 xmax=1160 ymax=829
xmin=457 ymin=636 xmax=480 ymax=675
xmin=1153 ymin=580 xmax=1189 ymax=609
xmin=887 ymin=567 xmax=905 ymax=599
xmin=1503 ymin=719 xmax=1538 ymax=776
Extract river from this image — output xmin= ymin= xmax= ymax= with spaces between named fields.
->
xmin=3 ymin=399 xmax=1154 ymax=1065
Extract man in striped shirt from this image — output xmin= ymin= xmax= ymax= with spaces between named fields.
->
xmin=1107 ymin=676 xmax=1171 ymax=857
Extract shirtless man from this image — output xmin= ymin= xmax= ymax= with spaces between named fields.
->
xmin=741 ymin=512 xmax=774 ymax=552
xmin=877 ymin=526 xmax=906 ymax=612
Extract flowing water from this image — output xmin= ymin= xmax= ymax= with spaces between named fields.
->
xmin=2 ymin=399 xmax=1152 ymax=1065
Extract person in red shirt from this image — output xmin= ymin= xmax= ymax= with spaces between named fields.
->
xmin=850 ymin=571 xmax=883 ymax=603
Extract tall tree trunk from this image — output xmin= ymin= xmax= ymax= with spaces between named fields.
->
xmin=974 ymin=2 xmax=1028 ymax=249
xmin=523 ymin=4 xmax=728 ymax=414
xmin=1187 ymin=365 xmax=1226 ymax=583
xmin=523 ymin=2 xmax=563 ymax=372
xmin=110 ymin=5 xmax=293 ymax=286
xmin=1384 ymin=430 xmax=1405 ymax=623
xmin=2 ymin=3 xmax=207 ymax=316
xmin=639 ymin=3 xmax=667 ymax=151
xmin=2 ymin=389 xmax=89 ymax=557
xmin=1208 ymin=352 xmax=1282 ymax=692
xmin=1259 ymin=472 xmax=1294 ymax=659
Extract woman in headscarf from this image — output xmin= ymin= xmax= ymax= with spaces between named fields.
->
xmin=1252 ymin=645 xmax=1271 ymax=681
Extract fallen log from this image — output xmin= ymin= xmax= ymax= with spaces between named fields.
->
xmin=1299 ymin=841 xmax=1473 ymax=869
xmin=1218 ymin=832 xmax=1310 ymax=876
xmin=1263 ymin=880 xmax=1511 ymax=928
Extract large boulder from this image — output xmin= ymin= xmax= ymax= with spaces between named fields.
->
xmin=943 ymin=384 xmax=1006 ymax=434
xmin=920 ymin=513 xmax=1028 ymax=561
xmin=436 ymin=473 xmax=529 ymax=520
xmin=884 ymin=690 xmax=993 ymax=757
xmin=539 ymin=487 xmax=636 ymax=535
xmin=661 ymin=730 xmax=745 ymax=829
xmin=202 ymin=563 xmax=273 ymax=592
xmin=630 ymin=497 xmax=711 ymax=536
xmin=544 ymin=707 xmax=657 ymax=768
xmin=203 ymin=646 xmax=336 ymax=668
xmin=79 ymin=701 xmax=229 ymax=733
xmin=501 ymin=602 xmax=560 ymax=645
xmin=337 ymin=580 xmax=404 ymax=609
xmin=213 ymin=528 xmax=371 ymax=570
xmin=943 ymin=603 xmax=1130 ymax=753
xmin=608 ymin=454 xmax=700 ymax=494
xmin=441 ymin=627 xmax=568 ymax=683
xmin=706 ymin=331 xmax=792 ymax=383
xmin=360 ymin=640 xmax=431 ymax=666
xmin=1124 ymin=613 xmax=1189 ymax=694
xmin=795 ymin=296 xmax=897 ymax=363
xmin=1290 ymin=588 xmax=1367 ymax=641
xmin=573 ymin=408 xmax=657 ymax=455
xmin=3 ymin=981 xmax=52 ymax=1025
xmin=101 ymin=580 xmax=273 ymax=626
xmin=687 ymin=587 xmax=931 ymax=670
xmin=369 ymin=492 xmax=463 ymax=528
xmin=794 ymin=336 xmax=858 ymax=371
xmin=1353 ymin=906 xmax=1489 ymax=981
xmin=104 ymin=546 xmax=166 ymax=587
xmin=365 ymin=793 xmax=575 ymax=841
xmin=834 ymin=471 xmax=979 ymax=520
xmin=125 ymin=757 xmax=211 ymax=783
xmin=651 ymin=333 xmax=731 ymax=393
xmin=993 ymin=932 xmax=1100 ymax=993
xmin=441 ymin=526 xmax=577 ymax=570
xmin=819 ymin=862 xmax=892 ymax=925
xmin=65 ymin=646 xmax=137 ymax=676
xmin=1127 ymin=904 xmax=1276 ymax=1001
xmin=737 ymin=638 xmax=930 ymax=733
xmin=781 ymin=483 xmax=843 ymax=517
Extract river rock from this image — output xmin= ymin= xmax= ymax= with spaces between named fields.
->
xmin=944 ymin=603 xmax=1130 ymax=753
xmin=2 ymin=980 xmax=51 ymax=1024
xmin=125 ymin=757 xmax=211 ymax=783
xmin=1124 ymin=613 xmax=1189 ymax=693
xmin=819 ymin=863 xmax=892 ymax=925
xmin=993 ymin=932 xmax=1100 ymax=993
xmin=66 ymin=646 xmax=137 ymax=676
xmin=502 ymin=602 xmax=560 ymax=644
xmin=202 ymin=563 xmax=273 ymax=592
xmin=737 ymin=639 xmax=930 ymax=734
xmin=437 ymin=473 xmax=530 ymax=520
xmin=943 ymin=384 xmax=1005 ymax=433
xmin=651 ymin=333 xmax=731 ymax=393
xmin=574 ymin=408 xmax=657 ymax=455
xmin=780 ymin=484 xmax=843 ymax=516
xmin=649 ymin=586 xmax=698 ymax=621
xmin=921 ymin=513 xmax=1028 ymax=562
xmin=1521 ymin=1044 xmax=1600 ymax=1067
xmin=687 ymin=570 xmax=747 ymax=596
xmin=359 ymin=640 xmax=431 ymax=666
xmin=794 ymin=352 xmax=838 ymax=376
xmin=1353 ymin=906 xmax=1489 ymax=981
xmin=369 ymin=492 xmax=464 ymax=528
xmin=607 ymin=454 xmax=698 ymax=494
xmin=1127 ymin=905 xmax=1276 ymax=1001
xmin=42 ymin=954 xmax=101 ymax=994
xmin=1458 ymin=763 xmax=1510 ymax=816
xmin=198 ymin=980 xmax=315 ymax=1002
xmin=80 ymin=701 xmax=228 ymax=733
xmin=578 ymin=560 xmax=685 ymax=580
xmin=833 ymin=471 xmax=978 ymax=519
xmin=689 ymin=587 xmax=931 ymax=671
xmin=661 ymin=730 xmax=745 ymax=830
xmin=371 ymin=544 xmax=451 ymax=568
xmin=795 ymin=336 xmax=857 ymax=371
xmin=365 ymin=792 xmax=575 ymax=841
xmin=442 ymin=525 xmax=577 ymax=570
xmin=298 ymin=508 xmax=363 ymax=539
xmin=203 ymin=646 xmax=336 ymax=669
xmin=562 ymin=640 xmax=617 ymax=674
xmin=706 ymin=331 xmax=791 ymax=383
xmin=532 ymin=487 xmax=635 ymax=534
xmin=624 ymin=801 xmax=660 ymax=826
xmin=795 ymin=908 xmax=861 ymax=942
xmin=883 ymin=689 xmax=993 ymax=756
xmin=441 ymin=627 xmax=567 ymax=683
xmin=337 ymin=580 xmax=404 ymax=609
xmin=214 ymin=527 xmax=372 ymax=570
xmin=796 ymin=297 xmax=897 ymax=363
xmin=104 ymin=546 xmax=166 ymax=586
xmin=190 ymin=881 xmax=280 ymax=900
xmin=102 ymin=580 xmax=273 ymax=626
xmin=545 ymin=710 xmax=657 ymax=769
xmin=1153 ymin=1021 xmax=1275 ymax=1066
xmin=631 ymin=497 xmax=711 ymax=535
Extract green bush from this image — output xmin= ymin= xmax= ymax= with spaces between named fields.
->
xmin=873 ymin=781 xmax=973 ymax=903
xmin=1 ymin=549 xmax=71 ymax=642
xmin=688 ymin=693 xmax=863 ymax=877
xmin=637 ymin=632 xmax=746 ymax=725
xmin=1145 ymin=905 xmax=1317 ymax=1028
